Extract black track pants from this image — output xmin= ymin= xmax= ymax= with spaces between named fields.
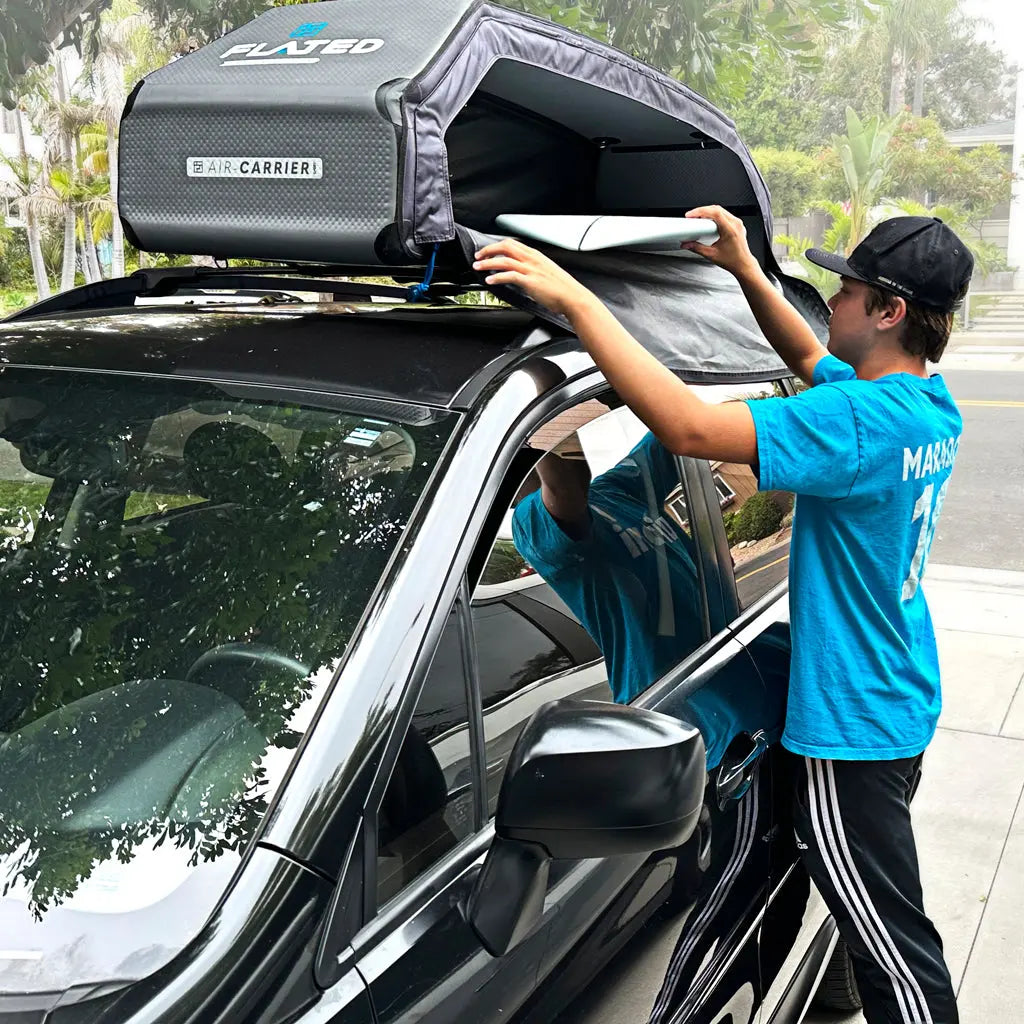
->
xmin=793 ymin=755 xmax=958 ymax=1024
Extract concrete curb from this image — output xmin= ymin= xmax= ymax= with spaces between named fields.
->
xmin=927 ymin=562 xmax=1024 ymax=594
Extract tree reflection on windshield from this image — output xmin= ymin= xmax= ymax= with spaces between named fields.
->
xmin=0 ymin=371 xmax=454 ymax=918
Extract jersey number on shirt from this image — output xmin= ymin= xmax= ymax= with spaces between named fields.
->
xmin=901 ymin=479 xmax=949 ymax=602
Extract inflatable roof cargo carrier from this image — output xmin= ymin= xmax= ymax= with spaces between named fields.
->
xmin=118 ymin=0 xmax=831 ymax=383
xmin=119 ymin=0 xmax=780 ymax=268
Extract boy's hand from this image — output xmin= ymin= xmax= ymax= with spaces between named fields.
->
xmin=473 ymin=239 xmax=597 ymax=318
xmin=682 ymin=206 xmax=760 ymax=280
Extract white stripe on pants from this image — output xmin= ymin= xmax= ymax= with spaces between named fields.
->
xmin=805 ymin=757 xmax=934 ymax=1024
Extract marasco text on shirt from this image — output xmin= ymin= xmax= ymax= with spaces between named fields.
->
xmin=593 ymin=507 xmax=678 ymax=557
xmin=902 ymin=436 xmax=959 ymax=482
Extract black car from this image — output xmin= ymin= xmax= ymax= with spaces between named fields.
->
xmin=2 ymin=0 xmax=867 ymax=1017
xmin=0 ymin=270 xmax=859 ymax=1024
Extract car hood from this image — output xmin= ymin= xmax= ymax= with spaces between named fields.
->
xmin=0 ymin=843 xmax=239 ymax=997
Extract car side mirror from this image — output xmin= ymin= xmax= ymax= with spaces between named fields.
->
xmin=466 ymin=699 xmax=705 ymax=956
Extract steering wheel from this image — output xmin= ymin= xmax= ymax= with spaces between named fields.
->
xmin=185 ymin=642 xmax=310 ymax=713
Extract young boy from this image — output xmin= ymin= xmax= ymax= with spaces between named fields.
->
xmin=474 ymin=210 xmax=972 ymax=1024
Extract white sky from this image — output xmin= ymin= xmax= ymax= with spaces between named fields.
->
xmin=962 ymin=0 xmax=1024 ymax=64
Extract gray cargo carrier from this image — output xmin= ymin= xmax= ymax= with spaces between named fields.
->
xmin=118 ymin=0 xmax=781 ymax=267
xmin=118 ymin=0 xmax=830 ymax=382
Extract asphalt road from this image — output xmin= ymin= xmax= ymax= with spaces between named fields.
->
xmin=930 ymin=368 xmax=1024 ymax=572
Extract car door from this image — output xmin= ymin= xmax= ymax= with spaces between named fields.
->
xmin=474 ymin=394 xmax=788 ymax=1024
xmin=597 ymin=454 xmax=785 ymax=1024
xmin=350 ymin=393 xmax=679 ymax=1024
xmin=331 ymin=376 xmax=790 ymax=1024
xmin=683 ymin=377 xmax=830 ymax=1022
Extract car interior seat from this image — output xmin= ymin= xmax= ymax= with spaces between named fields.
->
xmin=182 ymin=421 xmax=290 ymax=508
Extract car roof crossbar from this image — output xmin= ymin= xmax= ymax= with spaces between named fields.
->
xmin=3 ymin=265 xmax=474 ymax=323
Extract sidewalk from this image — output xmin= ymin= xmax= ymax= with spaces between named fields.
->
xmin=941 ymin=330 xmax=1024 ymax=371
xmin=808 ymin=562 xmax=1024 ymax=1023
xmin=560 ymin=562 xmax=1024 ymax=1024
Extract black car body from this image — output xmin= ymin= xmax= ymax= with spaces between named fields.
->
xmin=0 ymin=288 xmax=846 ymax=1024
xmin=0 ymin=2 xmax=853 ymax=1018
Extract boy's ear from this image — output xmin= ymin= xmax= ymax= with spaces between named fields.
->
xmin=876 ymin=294 xmax=908 ymax=333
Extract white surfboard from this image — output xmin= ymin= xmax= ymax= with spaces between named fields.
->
xmin=494 ymin=213 xmax=719 ymax=252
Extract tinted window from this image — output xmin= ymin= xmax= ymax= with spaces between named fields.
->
xmin=694 ymin=381 xmax=795 ymax=608
xmin=473 ymin=594 xmax=575 ymax=704
xmin=0 ymin=369 xmax=454 ymax=993
xmin=475 ymin=397 xmax=705 ymax=809
xmin=377 ymin=610 xmax=474 ymax=905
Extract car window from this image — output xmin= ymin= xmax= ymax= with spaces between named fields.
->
xmin=376 ymin=608 xmax=475 ymax=906
xmin=473 ymin=396 xmax=706 ymax=810
xmin=0 ymin=368 xmax=455 ymax=985
xmin=693 ymin=380 xmax=795 ymax=608
xmin=0 ymin=438 xmax=52 ymax=546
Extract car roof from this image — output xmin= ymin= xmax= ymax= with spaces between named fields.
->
xmin=0 ymin=303 xmax=555 ymax=409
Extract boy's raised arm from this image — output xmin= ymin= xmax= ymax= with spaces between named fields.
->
xmin=684 ymin=206 xmax=828 ymax=387
xmin=474 ymin=216 xmax=759 ymax=465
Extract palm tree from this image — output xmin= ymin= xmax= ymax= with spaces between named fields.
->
xmin=83 ymin=0 xmax=148 ymax=280
xmin=44 ymin=166 xmax=104 ymax=283
xmin=27 ymin=52 xmax=102 ymax=287
xmin=3 ymin=110 xmax=50 ymax=298
xmin=882 ymin=0 xmax=957 ymax=116
xmin=79 ymin=173 xmax=113 ymax=281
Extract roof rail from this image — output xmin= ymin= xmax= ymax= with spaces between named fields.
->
xmin=3 ymin=264 xmax=477 ymax=323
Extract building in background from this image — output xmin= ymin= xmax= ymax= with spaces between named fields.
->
xmin=945 ymin=114 xmax=1015 ymax=269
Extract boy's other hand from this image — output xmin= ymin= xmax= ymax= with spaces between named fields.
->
xmin=473 ymin=239 xmax=597 ymax=318
xmin=682 ymin=206 xmax=760 ymax=279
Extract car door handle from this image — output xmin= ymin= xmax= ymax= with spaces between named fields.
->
xmin=716 ymin=730 xmax=768 ymax=809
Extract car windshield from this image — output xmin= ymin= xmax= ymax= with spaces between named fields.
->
xmin=0 ymin=368 xmax=455 ymax=990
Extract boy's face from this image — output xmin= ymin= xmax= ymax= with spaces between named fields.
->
xmin=825 ymin=277 xmax=879 ymax=366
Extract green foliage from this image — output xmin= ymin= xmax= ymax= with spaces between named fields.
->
xmin=735 ymin=7 xmax=1014 ymax=150
xmin=775 ymin=233 xmax=839 ymax=295
xmin=734 ymin=57 xmax=827 ymax=151
xmin=919 ymin=14 xmax=1016 ymax=129
xmin=0 ymin=1 xmax=59 ymax=106
xmin=0 ymin=224 xmax=33 ymax=287
xmin=0 ymin=0 xmax=268 ymax=105
xmin=0 ymin=479 xmax=51 ymax=528
xmin=751 ymin=147 xmax=823 ymax=218
xmin=815 ymin=199 xmax=853 ymax=254
xmin=831 ymin=107 xmax=896 ymax=248
xmin=590 ymin=0 xmax=870 ymax=107
xmin=730 ymin=492 xmax=786 ymax=544
xmin=123 ymin=490 xmax=204 ymax=518
xmin=813 ymin=30 xmax=888 ymax=139
xmin=7 ymin=0 xmax=872 ymax=110
xmin=0 ymin=289 xmax=33 ymax=313
xmin=511 ymin=0 xmax=609 ymax=41
xmin=480 ymin=539 xmax=530 ymax=585
xmin=883 ymin=115 xmax=1012 ymax=218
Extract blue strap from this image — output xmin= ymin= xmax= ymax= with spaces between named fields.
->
xmin=407 ymin=244 xmax=439 ymax=302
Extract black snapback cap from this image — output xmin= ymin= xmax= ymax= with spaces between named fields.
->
xmin=806 ymin=216 xmax=974 ymax=312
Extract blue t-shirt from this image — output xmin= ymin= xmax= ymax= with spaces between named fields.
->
xmin=746 ymin=354 xmax=962 ymax=760
xmin=512 ymin=435 xmax=704 ymax=705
